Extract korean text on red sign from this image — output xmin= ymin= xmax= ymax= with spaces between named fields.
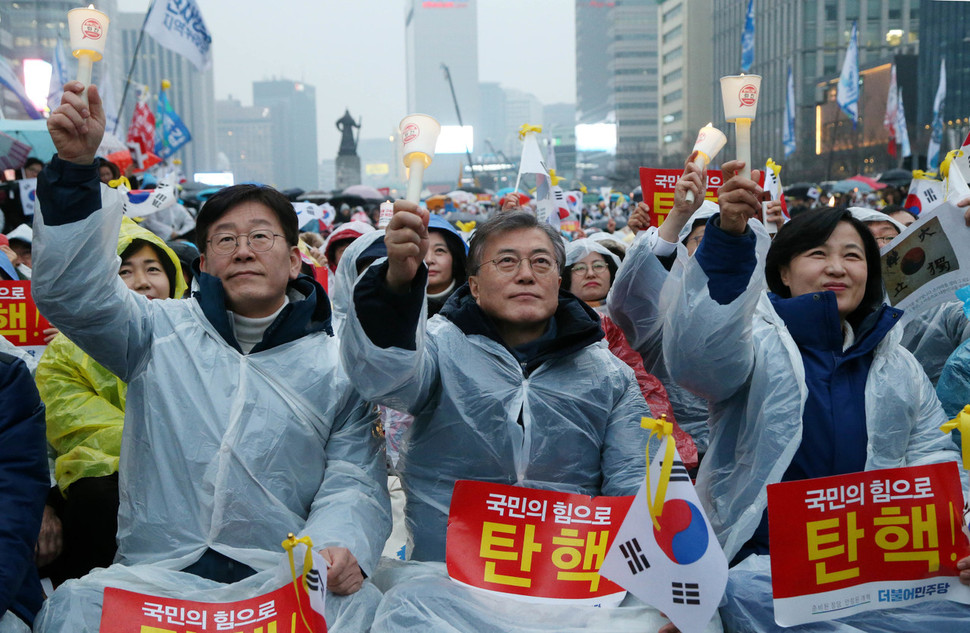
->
xmin=767 ymin=462 xmax=970 ymax=626
xmin=0 ymin=281 xmax=51 ymax=346
xmin=99 ymin=582 xmax=326 ymax=633
xmin=638 ymin=168 xmax=723 ymax=228
xmin=446 ymin=480 xmax=633 ymax=603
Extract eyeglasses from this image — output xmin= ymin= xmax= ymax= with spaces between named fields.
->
xmin=207 ymin=230 xmax=285 ymax=255
xmin=570 ymin=261 xmax=609 ymax=275
xmin=477 ymin=253 xmax=558 ymax=276
xmin=873 ymin=235 xmax=897 ymax=246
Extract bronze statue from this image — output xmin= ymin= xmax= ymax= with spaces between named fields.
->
xmin=336 ymin=109 xmax=361 ymax=156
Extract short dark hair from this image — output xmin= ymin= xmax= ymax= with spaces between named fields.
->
xmin=765 ymin=207 xmax=883 ymax=328
xmin=97 ymin=157 xmax=121 ymax=180
xmin=120 ymin=238 xmax=178 ymax=299
xmin=24 ymin=157 xmax=43 ymax=169
xmin=467 ymin=211 xmax=565 ymax=277
xmin=562 ymin=251 xmax=617 ymax=293
xmin=195 ymin=185 xmax=299 ymax=252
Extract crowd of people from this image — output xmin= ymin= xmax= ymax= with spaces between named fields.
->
xmin=3 ymin=80 xmax=970 ymax=633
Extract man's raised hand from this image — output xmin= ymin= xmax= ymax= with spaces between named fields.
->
xmin=384 ymin=200 xmax=429 ymax=292
xmin=47 ymin=81 xmax=105 ymax=165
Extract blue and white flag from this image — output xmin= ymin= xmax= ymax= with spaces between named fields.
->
xmin=783 ymin=60 xmax=796 ymax=157
xmin=895 ymin=86 xmax=911 ymax=158
xmin=740 ymin=0 xmax=755 ymax=73
xmin=154 ymin=89 xmax=192 ymax=160
xmin=144 ymin=0 xmax=213 ymax=72
xmin=99 ymin=62 xmax=120 ymax=137
xmin=928 ymin=58 xmax=947 ymax=171
xmin=47 ymin=36 xmax=69 ymax=111
xmin=0 ymin=56 xmax=41 ymax=119
xmin=837 ymin=22 xmax=859 ymax=126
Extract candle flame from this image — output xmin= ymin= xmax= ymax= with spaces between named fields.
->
xmin=88 ymin=4 xmax=95 ymax=8
xmin=706 ymin=122 xmax=713 ymax=127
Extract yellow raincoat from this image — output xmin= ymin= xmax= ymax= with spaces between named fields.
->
xmin=36 ymin=218 xmax=186 ymax=493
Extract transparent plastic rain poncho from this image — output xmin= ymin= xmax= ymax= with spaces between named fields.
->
xmin=660 ymin=217 xmax=962 ymax=561
xmin=848 ymin=206 xmax=970 ymax=384
xmin=721 ymin=554 xmax=970 ymax=632
xmin=35 ymin=218 xmax=187 ymax=493
xmin=606 ymin=203 xmax=719 ymax=453
xmin=31 ymin=186 xmax=390 ymax=576
xmin=339 ymin=262 xmax=652 ymax=563
xmin=33 ymin=552 xmax=383 ymax=633
xmin=330 ymin=229 xmax=386 ymax=336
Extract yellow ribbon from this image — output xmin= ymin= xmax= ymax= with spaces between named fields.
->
xmin=455 ymin=220 xmax=476 ymax=233
xmin=548 ymin=168 xmax=563 ymax=187
xmin=281 ymin=533 xmax=315 ymax=632
xmin=579 ymin=183 xmax=588 ymax=194
xmin=940 ymin=150 xmax=962 ymax=179
xmin=641 ymin=415 xmax=676 ymax=531
xmin=766 ymin=157 xmax=783 ymax=180
xmin=108 ymin=176 xmax=132 ymax=190
xmin=941 ymin=406 xmax=970 ymax=470
xmin=911 ymin=170 xmax=939 ymax=181
xmin=518 ymin=124 xmax=542 ymax=140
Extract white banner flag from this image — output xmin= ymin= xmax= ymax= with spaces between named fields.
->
xmin=144 ymin=0 xmax=213 ymax=72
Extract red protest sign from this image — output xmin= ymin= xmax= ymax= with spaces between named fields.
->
xmin=446 ymin=480 xmax=633 ymax=604
xmin=99 ymin=581 xmax=326 ymax=633
xmin=768 ymin=462 xmax=970 ymax=626
xmin=0 ymin=281 xmax=50 ymax=346
xmin=638 ymin=168 xmax=723 ymax=228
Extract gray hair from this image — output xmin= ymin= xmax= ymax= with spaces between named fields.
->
xmin=467 ymin=211 xmax=565 ymax=276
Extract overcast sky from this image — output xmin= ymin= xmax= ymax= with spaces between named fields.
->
xmin=115 ymin=0 xmax=576 ymax=158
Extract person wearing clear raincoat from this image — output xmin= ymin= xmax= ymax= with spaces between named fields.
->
xmin=30 ymin=82 xmax=390 ymax=633
xmin=661 ymin=162 xmax=970 ymax=632
xmin=340 ymin=204 xmax=711 ymax=632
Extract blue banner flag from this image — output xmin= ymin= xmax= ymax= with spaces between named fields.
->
xmin=144 ymin=0 xmax=212 ymax=72
xmin=0 ymin=56 xmax=41 ymax=119
xmin=928 ymin=58 xmax=946 ymax=171
xmin=740 ymin=0 xmax=755 ymax=72
xmin=836 ymin=22 xmax=859 ymax=126
xmin=783 ymin=60 xmax=796 ymax=157
xmin=47 ymin=36 xmax=69 ymax=112
xmin=155 ymin=88 xmax=192 ymax=160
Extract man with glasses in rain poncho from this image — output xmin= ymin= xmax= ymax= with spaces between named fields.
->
xmin=340 ymin=202 xmax=714 ymax=632
xmin=30 ymin=81 xmax=389 ymax=633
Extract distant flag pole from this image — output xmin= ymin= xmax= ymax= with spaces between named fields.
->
xmin=114 ymin=9 xmax=150 ymax=134
xmin=740 ymin=0 xmax=755 ymax=73
xmin=836 ymin=22 xmax=859 ymax=127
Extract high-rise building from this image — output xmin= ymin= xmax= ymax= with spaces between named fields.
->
xmin=215 ymin=97 xmax=274 ymax=186
xmin=253 ymin=79 xmax=318 ymax=191
xmin=0 ymin=0 xmax=120 ymax=120
xmin=117 ymin=10 xmax=216 ymax=178
xmin=712 ymin=0 xmax=919 ymax=181
xmin=916 ymin=0 xmax=970 ymax=161
xmin=608 ymin=0 xmax=659 ymax=186
xmin=657 ymin=0 xmax=713 ymax=167
xmin=404 ymin=0 xmax=478 ymax=185
xmin=575 ymin=0 xmax=612 ymax=125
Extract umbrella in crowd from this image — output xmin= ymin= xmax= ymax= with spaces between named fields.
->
xmin=0 ymin=130 xmax=32 ymax=171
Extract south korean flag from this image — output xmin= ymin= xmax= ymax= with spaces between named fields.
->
xmin=600 ymin=422 xmax=727 ymax=633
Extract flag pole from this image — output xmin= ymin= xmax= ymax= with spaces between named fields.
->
xmin=114 ymin=2 xmax=153 ymax=134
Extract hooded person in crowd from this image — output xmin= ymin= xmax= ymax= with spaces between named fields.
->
xmin=35 ymin=218 xmax=186 ymax=584
xmin=340 ymin=202 xmax=703 ymax=633
xmin=662 ymin=160 xmax=969 ymax=631
xmin=30 ymin=81 xmax=389 ymax=633
xmin=424 ymin=214 xmax=467 ymax=316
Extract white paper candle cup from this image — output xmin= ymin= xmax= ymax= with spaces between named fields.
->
xmin=69 ymin=7 xmax=110 ymax=61
xmin=720 ymin=75 xmax=762 ymax=122
xmin=399 ymin=114 xmax=441 ymax=170
xmin=692 ymin=126 xmax=728 ymax=165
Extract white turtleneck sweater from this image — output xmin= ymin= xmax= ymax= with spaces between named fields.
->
xmin=230 ymin=297 xmax=290 ymax=354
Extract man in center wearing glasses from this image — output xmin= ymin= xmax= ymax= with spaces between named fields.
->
xmin=341 ymin=202 xmax=660 ymax=631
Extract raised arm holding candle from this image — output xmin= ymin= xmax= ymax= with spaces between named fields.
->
xmin=719 ymin=74 xmax=761 ymax=181
xmin=684 ymin=123 xmax=727 ymax=205
xmin=399 ymin=114 xmax=441 ymax=203
xmin=68 ymin=5 xmax=110 ymax=105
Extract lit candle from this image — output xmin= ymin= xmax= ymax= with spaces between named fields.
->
xmin=685 ymin=122 xmax=727 ymax=205
xmin=399 ymin=114 xmax=441 ymax=203
xmin=68 ymin=5 xmax=110 ymax=103
xmin=719 ymin=74 xmax=762 ymax=180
